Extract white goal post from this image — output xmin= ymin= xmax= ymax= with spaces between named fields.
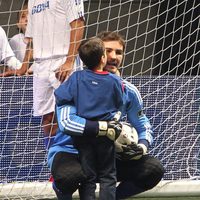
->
xmin=1 ymin=180 xmax=200 ymax=199
xmin=0 ymin=0 xmax=200 ymax=199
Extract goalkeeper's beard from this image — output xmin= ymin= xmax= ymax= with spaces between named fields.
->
xmin=104 ymin=63 xmax=119 ymax=75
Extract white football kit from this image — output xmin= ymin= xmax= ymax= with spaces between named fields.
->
xmin=0 ymin=26 xmax=14 ymax=62
xmin=25 ymin=0 xmax=84 ymax=116
xmin=0 ymin=26 xmax=22 ymax=70
xmin=9 ymin=33 xmax=27 ymax=62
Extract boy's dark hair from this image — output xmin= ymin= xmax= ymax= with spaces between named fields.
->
xmin=97 ymin=31 xmax=125 ymax=51
xmin=78 ymin=37 xmax=105 ymax=69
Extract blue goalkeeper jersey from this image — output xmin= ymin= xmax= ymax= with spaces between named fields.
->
xmin=48 ymin=77 xmax=153 ymax=169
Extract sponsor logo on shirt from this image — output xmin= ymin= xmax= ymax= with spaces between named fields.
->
xmin=92 ymin=81 xmax=98 ymax=85
xmin=32 ymin=1 xmax=50 ymax=15
xmin=75 ymin=0 xmax=82 ymax=5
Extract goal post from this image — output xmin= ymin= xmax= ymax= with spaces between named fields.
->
xmin=0 ymin=0 xmax=200 ymax=199
xmin=1 ymin=180 xmax=200 ymax=199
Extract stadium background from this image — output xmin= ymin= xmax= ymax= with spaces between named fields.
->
xmin=1 ymin=0 xmax=198 ymax=76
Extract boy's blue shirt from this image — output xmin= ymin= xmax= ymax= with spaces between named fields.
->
xmin=55 ymin=69 xmax=124 ymax=120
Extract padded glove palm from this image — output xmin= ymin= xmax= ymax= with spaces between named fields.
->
xmin=116 ymin=143 xmax=147 ymax=160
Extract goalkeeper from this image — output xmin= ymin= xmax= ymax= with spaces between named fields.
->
xmin=48 ymin=31 xmax=165 ymax=199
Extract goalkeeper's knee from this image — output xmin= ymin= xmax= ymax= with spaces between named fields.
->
xmin=137 ymin=155 xmax=165 ymax=190
xmin=53 ymin=169 xmax=86 ymax=194
xmin=51 ymin=152 xmax=87 ymax=194
xmin=53 ymin=178 xmax=78 ymax=195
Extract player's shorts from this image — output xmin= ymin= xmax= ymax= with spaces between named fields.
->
xmin=32 ymin=56 xmax=83 ymax=116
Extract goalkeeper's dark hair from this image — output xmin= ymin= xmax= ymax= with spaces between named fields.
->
xmin=78 ymin=37 xmax=105 ymax=69
xmin=97 ymin=31 xmax=125 ymax=51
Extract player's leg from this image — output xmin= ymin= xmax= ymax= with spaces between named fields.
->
xmin=33 ymin=73 xmax=59 ymax=149
xmin=97 ymin=137 xmax=116 ymax=200
xmin=42 ymin=112 xmax=57 ymax=149
xmin=75 ymin=138 xmax=97 ymax=200
xmin=51 ymin=151 xmax=86 ymax=200
xmin=33 ymin=58 xmax=63 ymax=149
xmin=116 ymin=155 xmax=165 ymax=199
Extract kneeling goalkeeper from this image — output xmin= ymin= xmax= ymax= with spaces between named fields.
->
xmin=48 ymin=31 xmax=165 ymax=200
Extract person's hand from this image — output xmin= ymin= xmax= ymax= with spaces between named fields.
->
xmin=98 ymin=121 xmax=122 ymax=141
xmin=0 ymin=68 xmax=25 ymax=77
xmin=116 ymin=143 xmax=147 ymax=161
xmin=115 ymin=122 xmax=138 ymax=152
xmin=0 ymin=62 xmax=28 ymax=77
xmin=55 ymin=60 xmax=74 ymax=83
xmin=0 ymin=69 xmax=15 ymax=77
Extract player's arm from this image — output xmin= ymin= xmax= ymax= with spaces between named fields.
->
xmin=114 ymin=82 xmax=153 ymax=160
xmin=55 ymin=0 xmax=85 ymax=82
xmin=2 ymin=56 xmax=22 ymax=70
xmin=55 ymin=19 xmax=85 ymax=82
xmin=125 ymin=81 xmax=153 ymax=146
xmin=20 ymin=38 xmax=33 ymax=74
xmin=127 ymin=105 xmax=153 ymax=148
xmin=0 ymin=38 xmax=33 ymax=77
xmin=56 ymin=104 xmax=122 ymax=141
xmin=2 ymin=39 xmax=22 ymax=70
xmin=54 ymin=72 xmax=77 ymax=107
xmin=0 ymin=27 xmax=22 ymax=75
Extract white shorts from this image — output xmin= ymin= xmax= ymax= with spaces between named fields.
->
xmin=32 ymin=56 xmax=83 ymax=116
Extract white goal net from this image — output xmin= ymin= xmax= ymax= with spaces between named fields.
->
xmin=0 ymin=0 xmax=200 ymax=199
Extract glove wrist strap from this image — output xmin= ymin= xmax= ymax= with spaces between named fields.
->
xmin=98 ymin=121 xmax=108 ymax=136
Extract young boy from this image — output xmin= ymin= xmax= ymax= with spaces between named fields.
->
xmin=54 ymin=37 xmax=124 ymax=200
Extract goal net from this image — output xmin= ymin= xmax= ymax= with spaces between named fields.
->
xmin=0 ymin=0 xmax=200 ymax=199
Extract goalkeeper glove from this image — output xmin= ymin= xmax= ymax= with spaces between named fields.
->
xmin=116 ymin=143 xmax=147 ymax=161
xmin=98 ymin=121 xmax=122 ymax=141
xmin=115 ymin=122 xmax=138 ymax=152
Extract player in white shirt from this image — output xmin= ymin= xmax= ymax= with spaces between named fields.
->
xmin=0 ymin=0 xmax=85 ymax=149
xmin=9 ymin=0 xmax=28 ymax=63
xmin=27 ymin=0 xmax=85 ymax=149
xmin=9 ymin=33 xmax=27 ymax=62
xmin=0 ymin=26 xmax=22 ymax=71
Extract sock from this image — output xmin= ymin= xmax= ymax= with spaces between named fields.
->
xmin=116 ymin=181 xmax=145 ymax=199
xmin=44 ymin=136 xmax=55 ymax=150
